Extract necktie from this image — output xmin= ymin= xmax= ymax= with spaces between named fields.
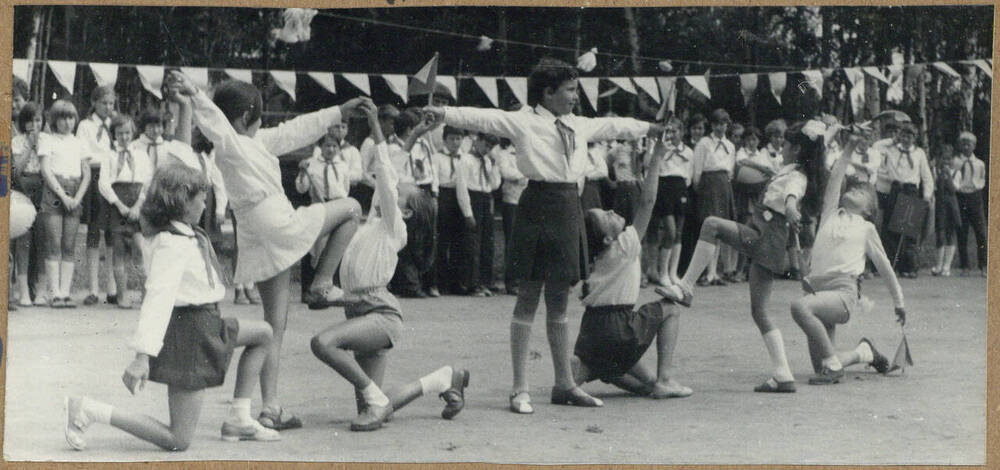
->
xmin=192 ymin=226 xmax=226 ymax=288
xmin=480 ymin=156 xmax=489 ymax=190
xmin=899 ymin=148 xmax=913 ymax=170
xmin=449 ymin=152 xmax=457 ymax=181
xmin=555 ymin=119 xmax=575 ymax=162
xmin=324 ymin=159 xmax=339 ymax=199
xmin=961 ymin=158 xmax=974 ymax=186
xmin=148 ymin=142 xmax=160 ymax=169
xmin=117 ymin=149 xmax=135 ymax=181
xmin=96 ymin=117 xmax=111 ymax=148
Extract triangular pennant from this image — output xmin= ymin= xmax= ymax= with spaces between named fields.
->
xmin=888 ymin=332 xmax=914 ymax=373
xmin=225 ymin=68 xmax=253 ymax=84
xmin=342 ymin=73 xmax=371 ymax=96
xmin=862 ymin=66 xmax=891 ymax=85
xmin=472 ymin=76 xmax=499 ymax=108
xmin=738 ymin=73 xmax=758 ymax=105
xmin=655 ymin=76 xmax=677 ymax=118
xmin=801 ymin=70 xmax=823 ymax=97
xmin=307 ymin=71 xmax=336 ymax=95
xmin=768 ymin=72 xmax=787 ymax=105
xmin=48 ymin=60 xmax=77 ymax=95
xmin=578 ymin=77 xmax=599 ymax=112
xmin=598 ymin=87 xmax=619 ymax=99
xmin=136 ymin=65 xmax=164 ymax=99
xmin=684 ymin=75 xmax=711 ymax=100
xmin=181 ymin=67 xmax=210 ymax=91
xmin=13 ymin=59 xmax=30 ymax=83
xmin=270 ymin=70 xmax=296 ymax=101
xmin=383 ymin=74 xmax=409 ymax=103
xmin=632 ymin=77 xmax=661 ymax=104
xmin=437 ymin=76 xmax=457 ymax=99
xmin=576 ymin=48 xmax=598 ymax=72
xmin=89 ymin=62 xmax=118 ymax=88
xmin=844 ymin=67 xmax=866 ymax=118
xmin=932 ymin=62 xmax=961 ymax=78
xmin=608 ymin=77 xmax=637 ymax=95
xmin=504 ymin=77 xmax=528 ymax=107
xmin=413 ymin=54 xmax=439 ymax=85
xmin=973 ymin=60 xmax=992 ymax=78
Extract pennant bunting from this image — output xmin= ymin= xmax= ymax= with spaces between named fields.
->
xmin=437 ymin=76 xmax=457 ymax=99
xmin=577 ymin=48 xmax=598 ymax=72
xmin=738 ymin=73 xmax=758 ymax=105
xmin=135 ymin=65 xmax=164 ymax=99
xmin=270 ymin=70 xmax=297 ymax=101
xmin=801 ymin=70 xmax=823 ymax=97
xmin=181 ymin=67 xmax=210 ymax=91
xmin=862 ymin=66 xmax=891 ymax=85
xmin=632 ymin=77 xmax=661 ymax=104
xmin=684 ymin=75 xmax=711 ymax=100
xmin=579 ymin=77 xmax=600 ymax=111
xmin=225 ymin=68 xmax=253 ymax=84
xmin=504 ymin=76 xmax=528 ymax=107
xmin=413 ymin=54 xmax=438 ymax=85
xmin=932 ymin=62 xmax=961 ymax=78
xmin=609 ymin=77 xmax=637 ymax=95
xmin=12 ymin=59 xmax=30 ymax=83
xmin=472 ymin=77 xmax=499 ymax=108
xmin=973 ymin=60 xmax=992 ymax=77
xmin=48 ymin=60 xmax=77 ymax=95
xmin=768 ymin=72 xmax=787 ymax=105
xmin=342 ymin=73 xmax=371 ymax=96
xmin=383 ymin=74 xmax=409 ymax=103
xmin=887 ymin=53 xmax=906 ymax=104
xmin=655 ymin=76 xmax=677 ymax=115
xmin=598 ymin=87 xmax=619 ymax=99
xmin=89 ymin=62 xmax=119 ymax=88
xmin=307 ymin=71 xmax=336 ymax=95
xmin=844 ymin=67 xmax=866 ymax=118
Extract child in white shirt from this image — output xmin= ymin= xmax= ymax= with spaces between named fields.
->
xmin=77 ymin=86 xmax=118 ymax=307
xmin=952 ymin=132 xmax=987 ymax=277
xmin=650 ymin=118 xmax=694 ymax=288
xmin=64 ymin=164 xmax=278 ymax=451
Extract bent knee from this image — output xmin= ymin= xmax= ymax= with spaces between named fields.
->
xmin=790 ymin=299 xmax=811 ymax=322
xmin=343 ymin=198 xmax=363 ymax=220
xmin=309 ymin=335 xmax=330 ymax=359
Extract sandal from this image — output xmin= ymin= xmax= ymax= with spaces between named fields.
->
xmin=257 ymin=407 xmax=303 ymax=430
xmin=509 ymin=391 xmax=534 ymax=414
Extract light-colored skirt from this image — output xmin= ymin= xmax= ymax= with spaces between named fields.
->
xmin=232 ymin=193 xmax=327 ymax=284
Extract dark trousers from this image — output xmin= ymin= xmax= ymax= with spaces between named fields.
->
xmin=501 ymin=202 xmax=518 ymax=289
xmin=882 ymin=183 xmax=920 ymax=273
xmin=351 ymin=184 xmax=375 ymax=215
xmin=956 ymin=191 xmax=987 ymax=270
xmin=465 ymin=191 xmax=495 ymax=290
xmin=389 ymin=188 xmax=437 ymax=295
xmin=435 ymin=188 xmax=466 ymax=293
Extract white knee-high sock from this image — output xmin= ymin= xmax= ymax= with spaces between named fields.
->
xmin=45 ymin=260 xmax=61 ymax=298
xmin=681 ymin=240 xmax=717 ymax=288
xmin=60 ymin=261 xmax=76 ymax=298
xmin=82 ymin=396 xmax=113 ymax=424
xmin=854 ymin=341 xmax=874 ymax=364
xmin=762 ymin=329 xmax=794 ymax=382
xmin=510 ymin=317 xmax=533 ymax=391
xmin=227 ymin=398 xmax=253 ymax=425
xmin=821 ymin=355 xmax=843 ymax=371
xmin=418 ymin=366 xmax=454 ymax=395
xmin=361 ymin=382 xmax=390 ymax=407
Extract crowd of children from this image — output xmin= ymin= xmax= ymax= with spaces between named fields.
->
xmin=4 ymin=58 xmax=987 ymax=452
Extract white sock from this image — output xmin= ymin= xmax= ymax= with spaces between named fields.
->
xmin=418 ymin=366 xmax=454 ymax=396
xmin=681 ymin=240 xmax=717 ymax=289
xmin=855 ymin=342 xmax=874 ymax=364
xmin=228 ymin=397 xmax=253 ymax=425
xmin=762 ymin=329 xmax=794 ymax=382
xmin=82 ymin=397 xmax=113 ymax=425
xmin=361 ymin=382 xmax=390 ymax=408
xmin=60 ymin=261 xmax=76 ymax=298
xmin=821 ymin=355 xmax=843 ymax=371
xmin=45 ymin=260 xmax=61 ymax=297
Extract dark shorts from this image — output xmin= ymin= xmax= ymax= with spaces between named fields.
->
xmin=80 ymin=170 xmax=108 ymax=229
xmin=510 ymin=181 xmax=588 ymax=284
xmin=580 ymin=179 xmax=605 ymax=212
xmin=148 ymin=303 xmax=240 ymax=390
xmin=573 ymin=301 xmax=669 ymax=381
xmin=344 ymin=291 xmax=404 ymax=349
xmin=39 ymin=176 xmax=82 ymax=217
xmin=736 ymin=204 xmax=790 ymax=274
xmin=732 ymin=181 xmax=766 ymax=222
xmin=653 ymin=176 xmax=689 ymax=219
xmin=696 ymin=170 xmax=734 ymax=222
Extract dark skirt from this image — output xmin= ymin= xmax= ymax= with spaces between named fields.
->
xmin=580 ymin=179 xmax=605 ymax=212
xmin=732 ymin=181 xmax=766 ymax=222
xmin=13 ymin=172 xmax=44 ymax=206
xmin=80 ymin=170 xmax=108 ymax=228
xmin=935 ymin=190 xmax=961 ymax=246
xmin=108 ymin=182 xmax=143 ymax=234
xmin=653 ymin=176 xmax=689 ymax=219
xmin=736 ymin=203 xmax=790 ymax=275
xmin=148 ymin=303 xmax=240 ymax=390
xmin=574 ymin=301 xmax=668 ymax=381
xmin=510 ymin=181 xmax=587 ymax=284
xmin=39 ymin=176 xmax=82 ymax=217
xmin=696 ymin=170 xmax=734 ymax=222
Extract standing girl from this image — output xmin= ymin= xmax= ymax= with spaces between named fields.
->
xmin=64 ymin=164 xmax=278 ymax=451
xmin=660 ymin=120 xmax=826 ymax=393
xmin=172 ymin=71 xmax=368 ymax=429
xmin=76 ymin=86 xmax=118 ymax=306
xmin=690 ymin=109 xmax=736 ymax=287
xmin=38 ymin=100 xmax=92 ymax=308
xmin=11 ymin=103 xmax=46 ymax=307
xmin=931 ymin=144 xmax=960 ymax=277
xmin=650 ymin=117 xmax=693 ymax=288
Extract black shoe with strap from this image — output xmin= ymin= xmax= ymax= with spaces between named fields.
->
xmin=440 ymin=369 xmax=470 ymax=420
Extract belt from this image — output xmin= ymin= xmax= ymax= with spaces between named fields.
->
xmin=527 ymin=180 xmax=577 ymax=190
xmin=173 ymin=303 xmax=220 ymax=314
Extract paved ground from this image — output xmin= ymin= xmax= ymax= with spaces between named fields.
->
xmin=3 ymin=274 xmax=987 ymax=465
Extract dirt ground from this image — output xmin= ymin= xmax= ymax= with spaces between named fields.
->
xmin=3 ymin=274 xmax=986 ymax=465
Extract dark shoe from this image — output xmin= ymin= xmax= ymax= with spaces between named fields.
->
xmin=257 ymin=407 xmax=303 ymax=431
xmin=471 ymin=286 xmax=492 ymax=297
xmin=808 ymin=366 xmax=845 ymax=385
xmin=440 ymin=368 xmax=470 ymax=420
xmin=860 ymin=338 xmax=890 ymax=374
xmin=696 ymin=277 xmax=711 ymax=287
xmin=106 ymin=294 xmax=118 ymax=305
xmin=62 ymin=297 xmax=77 ymax=309
xmin=397 ymin=289 xmax=426 ymax=298
xmin=551 ymin=386 xmax=603 ymax=407
xmin=50 ymin=297 xmax=65 ymax=309
xmin=709 ymin=277 xmax=728 ymax=286
xmin=753 ymin=377 xmax=796 ymax=393
xmin=426 ymin=287 xmax=441 ymax=298
xmin=350 ymin=403 xmax=393 ymax=432
xmin=83 ymin=294 xmax=99 ymax=306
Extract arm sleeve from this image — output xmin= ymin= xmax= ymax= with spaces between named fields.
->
xmin=443 ymin=107 xmax=521 ymax=140
xmin=210 ymin=160 xmax=228 ymax=215
xmin=74 ymin=120 xmax=102 ymax=164
xmin=919 ymin=150 xmax=934 ymax=199
xmin=975 ymin=159 xmax=987 ymax=190
xmin=455 ymin=161 xmax=474 ymax=219
xmin=257 ymin=106 xmax=343 ymax=157
xmin=583 ymin=117 xmax=650 ymax=142
xmin=691 ymin=139 xmax=707 ymax=185
xmin=190 ymin=90 xmax=254 ymax=170
xmin=98 ymin=152 xmax=118 ymax=205
xmin=359 ymin=139 xmax=378 ymax=187
xmin=371 ymin=142 xmax=406 ymax=240
xmin=865 ymin=224 xmax=904 ymax=308
xmin=129 ymin=235 xmax=187 ymax=356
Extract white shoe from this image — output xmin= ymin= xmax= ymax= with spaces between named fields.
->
xmin=64 ymin=396 xmax=91 ymax=450
xmin=221 ymin=420 xmax=282 ymax=442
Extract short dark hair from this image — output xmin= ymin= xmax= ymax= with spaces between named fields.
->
xmin=109 ymin=114 xmax=135 ymax=138
xmin=378 ymin=104 xmax=400 ymax=121
xmin=47 ymin=100 xmax=79 ymax=126
xmin=688 ymin=113 xmax=707 ymax=131
xmin=527 ymin=58 xmax=578 ymax=107
xmin=477 ymin=132 xmax=500 ymax=147
xmin=710 ymin=108 xmax=731 ymax=125
xmin=16 ymin=102 xmax=42 ymax=133
xmin=141 ymin=164 xmax=211 ymax=233
xmin=212 ymin=79 xmax=262 ymax=125
xmin=394 ymin=110 xmax=421 ymax=136
xmin=443 ymin=125 xmax=464 ymax=139
xmin=743 ymin=126 xmax=762 ymax=141
xmin=138 ymin=108 xmax=166 ymax=131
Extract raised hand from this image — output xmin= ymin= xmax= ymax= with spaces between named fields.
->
xmin=895 ymin=307 xmax=907 ymax=326
xmin=167 ymin=71 xmax=198 ymax=97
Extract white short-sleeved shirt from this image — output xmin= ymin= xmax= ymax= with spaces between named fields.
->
xmin=760 ymin=164 xmax=807 ymax=215
xmin=694 ymin=135 xmax=736 ymax=174
xmin=583 ymin=226 xmax=642 ymax=307
xmin=76 ymin=113 xmax=114 ymax=168
xmin=432 ymin=151 xmax=466 ymax=188
xmin=460 ymin=152 xmax=502 ymax=193
xmin=952 ymin=154 xmax=986 ymax=193
xmin=99 ymin=144 xmax=153 ymax=205
xmin=297 ymin=155 xmax=350 ymax=202
xmin=38 ymin=133 xmax=87 ymax=179
xmin=658 ymin=142 xmax=694 ymax=184
xmin=11 ymin=134 xmax=41 ymax=174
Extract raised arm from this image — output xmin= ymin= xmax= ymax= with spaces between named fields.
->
xmin=823 ymin=134 xmax=859 ymax=217
xmin=583 ymin=116 xmax=653 ymax=143
xmin=865 ymin=224 xmax=905 ymax=312
xmin=633 ymin=136 xmax=667 ymax=238
xmin=427 ymin=106 xmax=521 ymax=140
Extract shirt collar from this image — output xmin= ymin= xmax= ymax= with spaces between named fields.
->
xmin=533 ymin=104 xmax=565 ymax=121
xmin=114 ymin=142 xmax=129 ymax=152
xmin=169 ymin=220 xmax=195 ymax=236
xmin=139 ymin=134 xmax=164 ymax=145
xmin=92 ymin=113 xmax=109 ymax=126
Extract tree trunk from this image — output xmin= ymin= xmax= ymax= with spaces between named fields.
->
xmin=24 ymin=6 xmax=44 ymax=97
xmin=39 ymin=6 xmax=53 ymax=106
xmin=623 ymin=7 xmax=641 ymax=116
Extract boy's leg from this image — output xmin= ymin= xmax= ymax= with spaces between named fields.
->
xmin=957 ymin=195 xmax=972 ymax=270
xmin=966 ymin=192 xmax=988 ymax=271
xmin=545 ymin=281 xmax=602 ymax=406
xmin=679 ymin=216 xmax=743 ymax=291
xmin=463 ymin=202 xmax=481 ymax=293
xmin=308 ymin=198 xmax=361 ymax=296
xmin=749 ymin=264 xmax=796 ymax=390
xmin=502 ymin=203 xmax=518 ymax=291
xmin=111 ymin=232 xmax=129 ymax=307
xmin=85 ymin=220 xmax=102 ymax=301
xmin=511 ymin=281 xmax=541 ymax=395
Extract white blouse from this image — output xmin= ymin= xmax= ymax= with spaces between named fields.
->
xmin=760 ymin=164 xmax=807 ymax=215
xmin=38 ymin=133 xmax=88 ymax=179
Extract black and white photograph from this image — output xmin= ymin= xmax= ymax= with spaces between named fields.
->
xmin=3 ymin=3 xmax=992 ymax=465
